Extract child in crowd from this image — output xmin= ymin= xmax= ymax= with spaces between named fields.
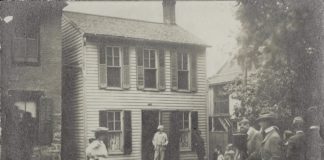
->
xmin=214 ymin=145 xmax=224 ymax=160
xmin=224 ymin=144 xmax=235 ymax=160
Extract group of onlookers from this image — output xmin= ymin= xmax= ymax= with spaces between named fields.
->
xmin=213 ymin=112 xmax=306 ymax=160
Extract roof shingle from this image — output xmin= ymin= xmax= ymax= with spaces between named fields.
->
xmin=63 ymin=11 xmax=208 ymax=47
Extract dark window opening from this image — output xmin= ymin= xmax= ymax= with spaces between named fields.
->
xmin=143 ymin=49 xmax=157 ymax=89
xmin=177 ymin=53 xmax=189 ymax=90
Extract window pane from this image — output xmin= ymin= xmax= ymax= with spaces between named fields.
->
xmin=114 ymin=57 xmax=120 ymax=66
xmin=213 ymin=118 xmax=225 ymax=131
xmin=180 ymin=131 xmax=190 ymax=148
xmin=115 ymin=112 xmax=120 ymax=120
xmin=184 ymin=112 xmax=189 ymax=120
xmin=107 ymin=132 xmax=122 ymax=152
xmin=114 ymin=48 xmax=119 ymax=57
xmin=108 ymin=112 xmax=114 ymax=121
xmin=107 ymin=67 xmax=121 ymax=87
xmin=106 ymin=47 xmax=113 ymax=66
xmin=108 ymin=122 xmax=114 ymax=131
xmin=14 ymin=101 xmax=37 ymax=119
xmin=150 ymin=51 xmax=155 ymax=68
xmin=144 ymin=69 xmax=156 ymax=88
xmin=184 ymin=121 xmax=189 ymax=129
xmin=26 ymin=39 xmax=38 ymax=63
xmin=144 ymin=50 xmax=150 ymax=68
xmin=115 ymin=121 xmax=121 ymax=130
xmin=183 ymin=53 xmax=188 ymax=70
xmin=178 ymin=71 xmax=189 ymax=90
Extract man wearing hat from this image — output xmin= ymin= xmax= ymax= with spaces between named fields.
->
xmin=286 ymin=117 xmax=306 ymax=160
xmin=86 ymin=127 xmax=109 ymax=160
xmin=257 ymin=112 xmax=283 ymax=160
xmin=152 ymin=125 xmax=168 ymax=160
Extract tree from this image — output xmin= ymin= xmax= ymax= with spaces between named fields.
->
xmin=227 ymin=0 xmax=323 ymax=126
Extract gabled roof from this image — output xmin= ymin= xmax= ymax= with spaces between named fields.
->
xmin=208 ymin=57 xmax=242 ymax=85
xmin=63 ymin=11 xmax=208 ymax=47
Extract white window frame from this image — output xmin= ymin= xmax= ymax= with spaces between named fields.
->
xmin=177 ymin=52 xmax=190 ymax=91
xmin=143 ymin=48 xmax=158 ymax=89
xmin=105 ymin=46 xmax=123 ymax=89
xmin=179 ymin=111 xmax=191 ymax=151
xmin=104 ymin=110 xmax=124 ymax=154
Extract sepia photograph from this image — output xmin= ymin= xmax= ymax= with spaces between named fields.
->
xmin=0 ymin=0 xmax=323 ymax=160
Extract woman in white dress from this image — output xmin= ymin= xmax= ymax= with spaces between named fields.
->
xmin=86 ymin=127 xmax=109 ymax=160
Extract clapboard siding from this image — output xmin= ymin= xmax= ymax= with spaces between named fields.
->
xmin=83 ymin=40 xmax=207 ymax=160
xmin=62 ymin=16 xmax=86 ymax=160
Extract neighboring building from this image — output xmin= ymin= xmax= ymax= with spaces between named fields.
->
xmin=62 ymin=0 xmax=208 ymax=160
xmin=0 ymin=2 xmax=66 ymax=160
xmin=207 ymin=58 xmax=242 ymax=159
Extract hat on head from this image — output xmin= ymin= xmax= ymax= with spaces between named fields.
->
xmin=92 ymin=127 xmax=109 ymax=133
xmin=256 ymin=112 xmax=277 ymax=122
xmin=293 ymin=116 xmax=304 ymax=125
xmin=239 ymin=118 xmax=250 ymax=124
xmin=157 ymin=125 xmax=164 ymax=130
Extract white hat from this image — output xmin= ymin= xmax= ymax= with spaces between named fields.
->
xmin=92 ymin=127 xmax=109 ymax=133
xmin=157 ymin=125 xmax=164 ymax=130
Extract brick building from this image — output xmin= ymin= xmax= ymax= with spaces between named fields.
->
xmin=0 ymin=2 xmax=66 ymax=160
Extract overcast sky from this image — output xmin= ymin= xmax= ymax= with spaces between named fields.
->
xmin=64 ymin=1 xmax=241 ymax=77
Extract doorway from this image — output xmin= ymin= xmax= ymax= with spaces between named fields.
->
xmin=142 ymin=110 xmax=160 ymax=160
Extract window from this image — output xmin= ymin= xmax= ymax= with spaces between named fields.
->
xmin=12 ymin=10 xmax=40 ymax=65
xmin=214 ymin=86 xmax=229 ymax=115
xmin=177 ymin=53 xmax=189 ymax=90
xmin=105 ymin=47 xmax=121 ymax=88
xmin=209 ymin=117 xmax=231 ymax=132
xmin=144 ymin=49 xmax=157 ymax=89
xmin=179 ymin=111 xmax=191 ymax=150
xmin=106 ymin=111 xmax=123 ymax=153
xmin=99 ymin=110 xmax=132 ymax=154
xmin=8 ymin=91 xmax=54 ymax=145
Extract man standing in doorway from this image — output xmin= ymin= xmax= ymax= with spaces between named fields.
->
xmin=152 ymin=125 xmax=168 ymax=160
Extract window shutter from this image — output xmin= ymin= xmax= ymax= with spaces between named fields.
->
xmin=191 ymin=111 xmax=198 ymax=151
xmin=122 ymin=47 xmax=130 ymax=89
xmin=190 ymin=53 xmax=197 ymax=92
xmin=158 ymin=49 xmax=166 ymax=90
xmin=170 ymin=50 xmax=178 ymax=91
xmin=99 ymin=111 xmax=107 ymax=127
xmin=208 ymin=117 xmax=213 ymax=131
xmin=136 ymin=48 xmax=144 ymax=90
xmin=123 ymin=111 xmax=132 ymax=154
xmin=98 ymin=44 xmax=107 ymax=88
xmin=38 ymin=97 xmax=54 ymax=145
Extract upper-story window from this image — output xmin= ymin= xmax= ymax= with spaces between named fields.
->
xmin=136 ymin=48 xmax=165 ymax=91
xmin=144 ymin=49 xmax=157 ymax=88
xmin=12 ymin=10 xmax=40 ymax=65
xmin=106 ymin=47 xmax=121 ymax=88
xmin=99 ymin=45 xmax=130 ymax=90
xmin=171 ymin=50 xmax=197 ymax=92
xmin=177 ymin=53 xmax=189 ymax=90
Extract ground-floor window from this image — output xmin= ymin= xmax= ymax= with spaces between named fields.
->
xmin=179 ymin=111 xmax=191 ymax=151
xmin=99 ymin=110 xmax=132 ymax=154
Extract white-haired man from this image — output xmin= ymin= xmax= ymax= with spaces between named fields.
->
xmin=152 ymin=125 xmax=168 ymax=160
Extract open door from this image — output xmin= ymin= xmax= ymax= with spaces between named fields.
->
xmin=142 ymin=110 xmax=160 ymax=160
xmin=165 ymin=111 xmax=181 ymax=160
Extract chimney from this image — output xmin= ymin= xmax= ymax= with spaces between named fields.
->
xmin=163 ymin=0 xmax=176 ymax=25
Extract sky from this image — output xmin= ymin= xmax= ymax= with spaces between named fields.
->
xmin=64 ymin=1 xmax=241 ymax=77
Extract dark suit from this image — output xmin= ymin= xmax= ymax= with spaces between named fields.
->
xmin=286 ymin=131 xmax=306 ymax=160
xmin=260 ymin=127 xmax=283 ymax=160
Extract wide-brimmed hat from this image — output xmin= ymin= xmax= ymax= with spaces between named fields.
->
xmin=92 ymin=127 xmax=109 ymax=133
xmin=157 ymin=125 xmax=164 ymax=130
xmin=256 ymin=112 xmax=277 ymax=122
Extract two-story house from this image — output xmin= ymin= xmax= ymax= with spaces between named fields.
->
xmin=0 ymin=2 xmax=66 ymax=160
xmin=62 ymin=0 xmax=208 ymax=160
xmin=207 ymin=58 xmax=242 ymax=159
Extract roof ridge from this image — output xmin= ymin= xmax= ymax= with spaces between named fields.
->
xmin=64 ymin=10 xmax=175 ymax=26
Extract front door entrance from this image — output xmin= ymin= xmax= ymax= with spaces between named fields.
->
xmin=142 ymin=110 xmax=160 ymax=160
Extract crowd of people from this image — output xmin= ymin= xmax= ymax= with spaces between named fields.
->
xmin=212 ymin=112 xmax=306 ymax=160
xmin=86 ymin=112 xmax=307 ymax=160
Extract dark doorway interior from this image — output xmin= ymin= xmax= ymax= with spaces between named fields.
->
xmin=142 ymin=110 xmax=159 ymax=160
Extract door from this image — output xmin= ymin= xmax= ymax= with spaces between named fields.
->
xmin=3 ymin=92 xmax=39 ymax=160
xmin=142 ymin=110 xmax=160 ymax=160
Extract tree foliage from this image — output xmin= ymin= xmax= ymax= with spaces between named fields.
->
xmin=227 ymin=0 xmax=323 ymax=124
